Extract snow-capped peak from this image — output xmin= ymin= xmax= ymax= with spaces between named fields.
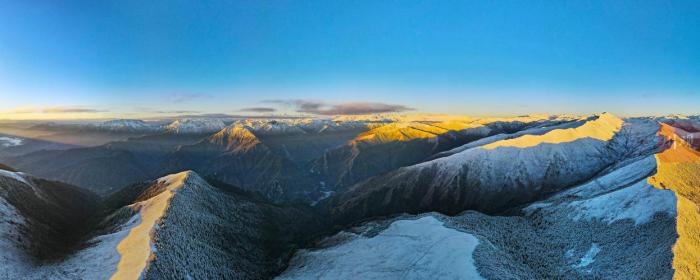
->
xmin=95 ymin=119 xmax=157 ymax=132
xmin=209 ymin=124 xmax=262 ymax=152
xmin=165 ymin=118 xmax=226 ymax=134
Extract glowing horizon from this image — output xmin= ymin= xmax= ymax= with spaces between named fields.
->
xmin=1 ymin=1 xmax=699 ymax=119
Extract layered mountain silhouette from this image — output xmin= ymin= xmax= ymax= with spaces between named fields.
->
xmin=0 ymin=113 xmax=699 ymax=279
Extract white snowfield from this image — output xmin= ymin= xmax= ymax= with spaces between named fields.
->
xmin=95 ymin=119 xmax=159 ymax=132
xmin=276 ymin=216 xmax=484 ymax=280
xmin=0 ymin=136 xmax=23 ymax=147
xmin=165 ymin=118 xmax=227 ymax=134
xmin=524 ymin=155 xmax=677 ymax=225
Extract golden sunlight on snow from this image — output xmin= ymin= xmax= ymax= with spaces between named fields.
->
xmin=110 ymin=171 xmax=190 ymax=280
xmin=648 ymin=123 xmax=700 ymax=280
xmin=482 ymin=113 xmax=623 ymax=150
xmin=353 ymin=121 xmax=482 ymax=144
xmin=350 ymin=114 xmax=563 ymax=145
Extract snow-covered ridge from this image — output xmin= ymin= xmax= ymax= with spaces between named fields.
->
xmin=209 ymin=124 xmax=262 ymax=152
xmin=27 ymin=119 xmax=161 ymax=133
xmin=346 ymin=114 xmax=578 ymax=145
xmin=648 ymin=123 xmax=700 ymax=279
xmin=482 ymin=113 xmax=623 ymax=149
xmin=111 ymin=171 xmax=199 ymax=280
xmin=240 ymin=120 xmax=308 ymax=136
xmin=412 ymin=113 xmax=622 ymax=173
xmin=432 ymin=119 xmax=586 ymax=158
xmin=94 ymin=119 xmax=159 ymax=132
xmin=165 ymin=118 xmax=226 ymax=134
xmin=235 ymin=118 xmax=370 ymax=135
xmin=352 ymin=121 xmax=485 ymax=144
xmin=0 ymin=168 xmax=31 ymax=186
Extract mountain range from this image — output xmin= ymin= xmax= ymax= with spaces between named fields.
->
xmin=0 ymin=113 xmax=699 ymax=279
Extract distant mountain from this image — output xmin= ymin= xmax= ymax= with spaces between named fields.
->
xmin=93 ymin=119 xmax=160 ymax=133
xmin=241 ymin=119 xmax=369 ymax=163
xmin=164 ymin=118 xmax=227 ymax=134
xmin=0 ymin=134 xmax=77 ymax=162
xmin=27 ymin=119 xmax=161 ymax=133
xmin=2 ymin=113 xmax=700 ymax=279
xmin=1 ymin=115 xmax=594 ymax=202
xmin=4 ymin=133 xmax=208 ymax=194
xmin=164 ymin=124 xmax=315 ymax=202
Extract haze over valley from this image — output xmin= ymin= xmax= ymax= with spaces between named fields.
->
xmin=2 ymin=0 xmax=699 ymax=278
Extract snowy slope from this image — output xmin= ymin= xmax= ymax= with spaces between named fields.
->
xmin=311 ymin=114 xmax=578 ymax=192
xmin=300 ymin=138 xmax=677 ymax=279
xmin=165 ymin=118 xmax=226 ymax=134
xmin=0 ymin=169 xmax=111 ymax=279
xmin=329 ymin=113 xmax=639 ymax=222
xmin=0 ymin=195 xmax=31 ymax=278
xmin=524 ymin=155 xmax=676 ymax=226
xmin=94 ymin=119 xmax=160 ymax=133
xmin=277 ymin=215 xmax=483 ymax=280
xmin=429 ymin=118 xmax=587 ymax=159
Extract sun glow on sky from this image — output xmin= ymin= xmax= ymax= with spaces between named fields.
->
xmin=0 ymin=1 xmax=698 ymax=119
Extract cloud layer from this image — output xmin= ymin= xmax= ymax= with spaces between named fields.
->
xmin=239 ymin=107 xmax=277 ymax=113
xmin=168 ymin=93 xmax=212 ymax=103
xmin=263 ymin=100 xmax=412 ymax=115
xmin=3 ymin=106 xmax=106 ymax=114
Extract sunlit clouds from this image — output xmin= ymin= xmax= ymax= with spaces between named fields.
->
xmin=0 ymin=106 xmax=109 ymax=120
xmin=261 ymin=99 xmax=413 ymax=115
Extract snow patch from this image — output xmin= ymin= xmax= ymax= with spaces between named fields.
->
xmin=0 ymin=169 xmax=31 ymax=186
xmin=0 ymin=136 xmax=22 ymax=147
xmin=572 ymin=244 xmax=601 ymax=270
xmin=277 ymin=216 xmax=484 ymax=280
xmin=310 ymin=190 xmax=334 ymax=207
xmin=568 ymin=180 xmax=676 ymax=225
xmin=554 ymin=156 xmax=657 ymax=199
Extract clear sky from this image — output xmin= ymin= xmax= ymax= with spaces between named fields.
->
xmin=0 ymin=1 xmax=698 ymax=119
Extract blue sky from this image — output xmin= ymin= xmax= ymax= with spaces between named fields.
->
xmin=0 ymin=0 xmax=698 ymax=119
